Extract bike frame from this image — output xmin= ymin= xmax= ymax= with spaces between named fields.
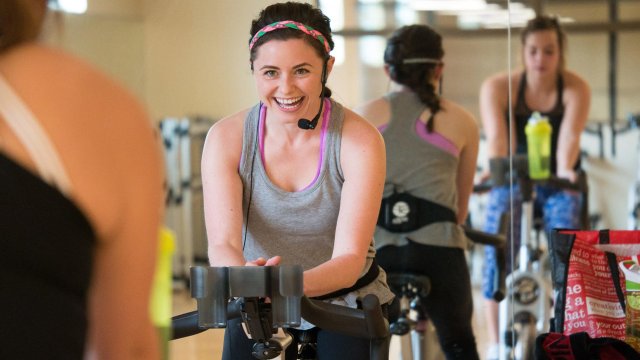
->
xmin=498 ymin=191 xmax=551 ymax=360
xmin=387 ymin=272 xmax=443 ymax=360
xmin=492 ymin=156 xmax=587 ymax=360
xmin=628 ymin=113 xmax=640 ymax=230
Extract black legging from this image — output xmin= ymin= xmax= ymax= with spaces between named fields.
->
xmin=222 ymin=315 xmax=373 ymax=360
xmin=377 ymin=241 xmax=480 ymax=360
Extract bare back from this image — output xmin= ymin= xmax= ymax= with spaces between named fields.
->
xmin=0 ymin=44 xmax=163 ymax=358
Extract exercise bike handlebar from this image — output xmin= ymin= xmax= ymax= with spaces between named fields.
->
xmin=300 ymin=294 xmax=389 ymax=341
xmin=463 ymin=226 xmax=507 ymax=302
xmin=170 ymin=295 xmax=389 ymax=341
xmin=171 ymin=299 xmax=242 ymax=340
xmin=463 ymin=226 xmax=505 ymax=248
xmin=486 ymin=155 xmax=587 ymax=192
xmin=170 ymin=265 xmax=390 ymax=360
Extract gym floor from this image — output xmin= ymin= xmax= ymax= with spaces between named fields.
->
xmin=169 ymin=286 xmax=491 ymax=360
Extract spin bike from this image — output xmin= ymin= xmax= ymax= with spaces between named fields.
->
xmin=627 ymin=112 xmax=640 ymax=230
xmin=171 ymin=265 xmax=390 ymax=360
xmin=487 ymin=156 xmax=588 ymax=360
xmin=385 ymin=227 xmax=507 ymax=360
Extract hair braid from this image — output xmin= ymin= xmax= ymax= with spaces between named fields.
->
xmin=384 ymin=25 xmax=444 ymax=132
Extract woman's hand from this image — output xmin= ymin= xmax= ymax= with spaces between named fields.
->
xmin=245 ymin=256 xmax=281 ymax=267
xmin=556 ymin=168 xmax=578 ymax=183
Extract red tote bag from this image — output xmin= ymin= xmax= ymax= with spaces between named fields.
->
xmin=548 ymin=229 xmax=640 ymax=339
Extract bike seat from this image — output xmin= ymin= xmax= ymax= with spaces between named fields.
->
xmin=386 ymin=272 xmax=431 ymax=299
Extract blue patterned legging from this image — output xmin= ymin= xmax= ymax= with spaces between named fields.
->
xmin=481 ymin=184 xmax=583 ymax=299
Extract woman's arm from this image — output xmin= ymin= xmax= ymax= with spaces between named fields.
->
xmin=303 ymin=109 xmax=386 ymax=297
xmin=454 ymin=110 xmax=480 ymax=224
xmin=479 ymin=73 xmax=511 ymax=159
xmin=201 ymin=113 xmax=248 ymax=267
xmin=556 ymin=70 xmax=591 ymax=182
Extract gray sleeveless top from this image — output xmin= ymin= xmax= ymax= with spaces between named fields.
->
xmin=376 ymin=92 xmax=467 ymax=250
xmin=239 ymin=99 xmax=394 ymax=305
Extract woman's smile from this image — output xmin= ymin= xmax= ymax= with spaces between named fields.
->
xmin=252 ymin=38 xmax=326 ymax=121
xmin=274 ymin=96 xmax=305 ymax=111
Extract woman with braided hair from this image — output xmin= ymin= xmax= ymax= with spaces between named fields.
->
xmin=202 ymin=2 xmax=394 ymax=359
xmin=356 ymin=24 xmax=481 ymax=359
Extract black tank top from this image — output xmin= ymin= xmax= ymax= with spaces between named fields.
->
xmin=512 ymin=72 xmax=580 ymax=173
xmin=0 ymin=152 xmax=96 ymax=359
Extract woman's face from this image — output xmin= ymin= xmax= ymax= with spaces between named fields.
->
xmin=252 ymin=38 xmax=326 ymax=123
xmin=523 ymin=29 xmax=561 ymax=77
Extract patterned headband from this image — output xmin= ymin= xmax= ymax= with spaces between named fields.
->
xmin=249 ymin=20 xmax=331 ymax=53
xmin=403 ymin=58 xmax=442 ymax=65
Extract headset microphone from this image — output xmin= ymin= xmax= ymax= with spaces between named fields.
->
xmin=297 ymin=95 xmax=324 ymax=130
xmin=298 ymin=58 xmax=328 ymax=130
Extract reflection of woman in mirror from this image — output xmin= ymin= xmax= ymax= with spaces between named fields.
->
xmin=0 ymin=0 xmax=164 ymax=358
xmin=478 ymin=15 xmax=591 ymax=359
xmin=356 ymin=24 xmax=481 ymax=359
xmin=201 ymin=2 xmax=394 ymax=359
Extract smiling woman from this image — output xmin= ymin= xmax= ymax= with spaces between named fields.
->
xmin=200 ymin=2 xmax=394 ymax=360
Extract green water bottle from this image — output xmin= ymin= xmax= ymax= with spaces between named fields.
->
xmin=150 ymin=226 xmax=175 ymax=360
xmin=525 ymin=111 xmax=552 ymax=180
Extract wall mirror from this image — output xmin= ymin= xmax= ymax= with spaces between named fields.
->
xmin=40 ymin=0 xmax=640 ymax=357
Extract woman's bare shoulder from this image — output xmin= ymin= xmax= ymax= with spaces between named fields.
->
xmin=353 ymin=97 xmax=390 ymax=127
xmin=481 ymin=71 xmax=512 ymax=89
xmin=4 ymin=44 xmax=139 ymax=104
xmin=439 ymin=98 xmax=479 ymax=143
xmin=339 ymin=106 xmax=386 ymax=175
xmin=206 ymin=108 xmax=251 ymax=145
xmin=441 ymin=99 xmax=476 ymax=122
xmin=201 ymin=107 xmax=253 ymax=171
xmin=339 ymin=106 xmax=385 ymax=157
xmin=343 ymin=106 xmax=383 ymax=138
xmin=562 ymin=69 xmax=590 ymax=91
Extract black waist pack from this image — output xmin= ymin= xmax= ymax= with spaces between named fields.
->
xmin=377 ymin=187 xmax=457 ymax=233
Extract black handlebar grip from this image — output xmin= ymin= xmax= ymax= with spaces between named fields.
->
xmin=463 ymin=226 xmax=506 ymax=248
xmin=462 ymin=227 xmax=507 ymax=302
xmin=361 ymin=294 xmax=390 ymax=340
xmin=361 ymin=294 xmax=391 ymax=360
xmin=171 ymin=311 xmax=204 ymax=340
xmin=493 ymin=245 xmax=507 ymax=302
xmin=171 ymin=298 xmax=244 ymax=340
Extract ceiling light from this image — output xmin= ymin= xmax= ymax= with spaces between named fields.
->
xmin=410 ymin=0 xmax=489 ymax=12
xmin=456 ymin=4 xmax=536 ymax=29
xmin=48 ymin=0 xmax=87 ymax=14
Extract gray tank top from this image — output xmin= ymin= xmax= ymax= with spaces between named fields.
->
xmin=239 ymin=99 xmax=394 ymax=304
xmin=376 ymin=92 xmax=467 ymax=250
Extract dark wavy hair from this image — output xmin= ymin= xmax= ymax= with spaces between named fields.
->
xmin=521 ymin=15 xmax=567 ymax=71
xmin=384 ymin=25 xmax=444 ymax=132
xmin=0 ymin=0 xmax=48 ymax=53
xmin=249 ymin=2 xmax=334 ymax=97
